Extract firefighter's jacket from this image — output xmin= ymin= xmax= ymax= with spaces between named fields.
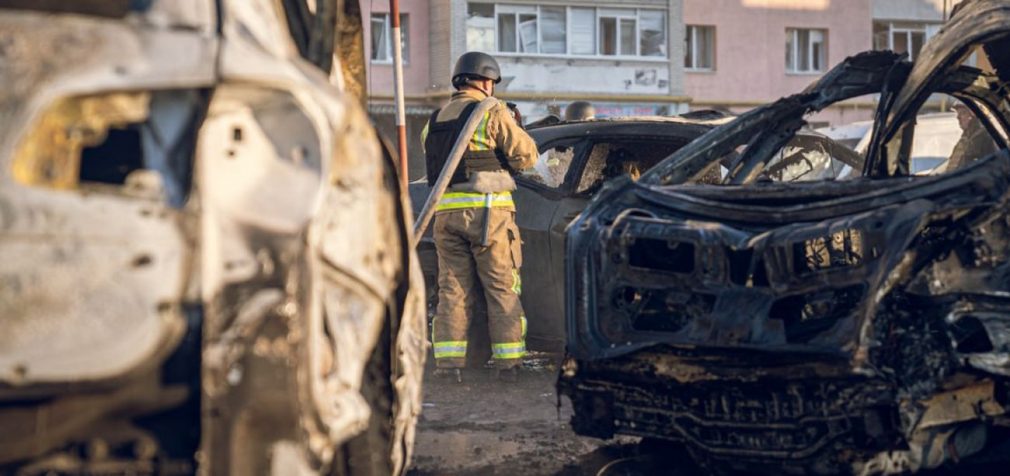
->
xmin=421 ymin=88 xmax=538 ymax=211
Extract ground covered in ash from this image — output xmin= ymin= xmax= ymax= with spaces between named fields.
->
xmin=407 ymin=352 xmax=652 ymax=476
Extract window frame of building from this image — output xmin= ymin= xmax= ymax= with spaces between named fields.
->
xmin=466 ymin=2 xmax=668 ymax=61
xmin=684 ymin=25 xmax=715 ymax=71
xmin=785 ymin=28 xmax=827 ymax=74
xmin=370 ymin=13 xmax=409 ymax=64
xmin=872 ymin=21 xmax=940 ymax=62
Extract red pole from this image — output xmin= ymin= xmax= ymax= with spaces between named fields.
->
xmin=389 ymin=0 xmax=408 ymax=189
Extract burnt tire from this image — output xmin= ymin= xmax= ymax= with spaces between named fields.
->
xmin=332 ymin=316 xmax=396 ymax=476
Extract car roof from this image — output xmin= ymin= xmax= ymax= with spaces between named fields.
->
xmin=528 ymin=116 xmax=725 ymax=145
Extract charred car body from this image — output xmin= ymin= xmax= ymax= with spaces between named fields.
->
xmin=560 ymin=1 xmax=1010 ymax=474
xmin=0 ymin=1 xmax=425 ymax=475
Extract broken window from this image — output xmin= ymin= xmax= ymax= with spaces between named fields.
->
xmin=496 ymin=5 xmax=537 ymax=53
xmin=466 ymin=3 xmax=495 ymax=52
xmin=469 ymin=4 xmax=666 ymax=57
xmin=786 ymin=28 xmax=826 ymax=73
xmin=763 ymin=132 xmax=863 ymax=182
xmin=370 ymin=13 xmax=409 ymax=63
xmin=523 ymin=138 xmax=580 ymax=189
xmin=11 ymin=90 xmax=205 ymax=207
xmin=639 ymin=10 xmax=666 ymax=57
xmin=577 ymin=139 xmax=690 ymax=194
xmin=685 ymin=25 xmax=715 ymax=70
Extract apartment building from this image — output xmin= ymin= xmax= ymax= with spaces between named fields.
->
xmin=365 ymin=0 xmax=969 ymax=179
xmin=682 ymin=0 xmax=874 ymax=127
xmin=366 ymin=0 xmax=689 ymax=179
xmin=681 ymin=0 xmax=966 ymax=126
xmin=454 ymin=0 xmax=690 ymax=120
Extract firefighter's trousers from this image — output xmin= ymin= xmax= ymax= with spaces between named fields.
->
xmin=432 ymin=202 xmax=526 ymax=369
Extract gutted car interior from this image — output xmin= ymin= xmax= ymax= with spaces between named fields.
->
xmin=560 ymin=1 xmax=1010 ymax=474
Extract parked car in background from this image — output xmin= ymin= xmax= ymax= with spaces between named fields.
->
xmin=411 ymin=116 xmax=723 ymax=355
xmin=560 ymin=1 xmax=1010 ymax=474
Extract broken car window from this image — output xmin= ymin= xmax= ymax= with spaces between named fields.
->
xmin=763 ymin=131 xmax=864 ymax=182
xmin=11 ymin=91 xmax=205 ymax=207
xmin=523 ymin=138 xmax=579 ymax=189
xmin=577 ymin=139 xmax=689 ymax=194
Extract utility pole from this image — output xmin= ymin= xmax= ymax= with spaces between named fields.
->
xmin=389 ymin=0 xmax=408 ymax=188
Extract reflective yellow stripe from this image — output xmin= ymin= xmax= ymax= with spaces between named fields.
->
xmin=420 ymin=121 xmax=429 ymax=152
xmin=492 ymin=342 xmax=526 ymax=360
xmin=511 ymin=269 xmax=522 ymax=295
xmin=471 ymin=110 xmax=492 ymax=151
xmin=434 ymin=341 xmax=468 ymax=359
xmin=435 ymin=192 xmax=514 ymax=211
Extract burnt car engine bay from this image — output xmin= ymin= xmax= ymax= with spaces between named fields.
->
xmin=560 ymin=1 xmax=1010 ymax=474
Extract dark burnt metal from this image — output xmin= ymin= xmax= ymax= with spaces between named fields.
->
xmin=562 ymin=2 xmax=1010 ymax=473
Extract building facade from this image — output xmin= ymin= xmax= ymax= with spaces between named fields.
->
xmin=682 ymin=0 xmax=874 ymax=127
xmin=681 ymin=0 xmax=965 ymax=127
xmin=365 ymin=0 xmax=969 ymax=180
xmin=454 ymin=0 xmax=690 ymax=121
xmin=366 ymin=0 xmax=689 ymax=180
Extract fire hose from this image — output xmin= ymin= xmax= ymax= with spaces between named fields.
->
xmin=412 ymin=97 xmax=500 ymax=247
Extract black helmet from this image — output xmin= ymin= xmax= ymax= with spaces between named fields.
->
xmin=564 ymin=101 xmax=595 ymax=121
xmin=452 ymin=52 xmax=501 ymax=89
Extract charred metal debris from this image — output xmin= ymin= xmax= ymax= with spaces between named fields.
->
xmin=0 ymin=2 xmax=425 ymax=475
xmin=560 ymin=1 xmax=1010 ymax=474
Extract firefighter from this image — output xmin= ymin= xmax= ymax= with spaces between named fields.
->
xmin=564 ymin=101 xmax=596 ymax=121
xmin=423 ymin=52 xmax=538 ymax=382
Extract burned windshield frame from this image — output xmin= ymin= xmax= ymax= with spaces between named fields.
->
xmin=870 ymin=1 xmax=1010 ymax=175
xmin=642 ymin=55 xmax=1006 ymax=186
xmin=641 ymin=51 xmax=910 ymax=186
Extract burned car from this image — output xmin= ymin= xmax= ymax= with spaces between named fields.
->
xmin=0 ymin=1 xmax=425 ymax=475
xmin=411 ymin=116 xmax=856 ymax=359
xmin=560 ymin=0 xmax=1010 ymax=474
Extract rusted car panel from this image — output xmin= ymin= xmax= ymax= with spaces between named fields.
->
xmin=560 ymin=1 xmax=1010 ymax=474
xmin=0 ymin=2 xmax=425 ymax=475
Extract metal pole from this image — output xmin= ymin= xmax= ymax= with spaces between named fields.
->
xmin=389 ymin=0 xmax=409 ymax=189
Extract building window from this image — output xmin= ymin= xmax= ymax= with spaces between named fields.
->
xmin=569 ymin=7 xmax=596 ymax=55
xmin=639 ymin=10 xmax=667 ymax=57
xmin=467 ymin=3 xmax=496 ymax=52
xmin=466 ymin=3 xmax=667 ymax=58
xmin=872 ymin=21 xmax=939 ymax=62
xmin=599 ymin=8 xmax=637 ymax=56
xmin=786 ymin=28 xmax=826 ymax=73
xmin=371 ymin=13 xmax=409 ymax=63
xmin=685 ymin=25 xmax=714 ymax=70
